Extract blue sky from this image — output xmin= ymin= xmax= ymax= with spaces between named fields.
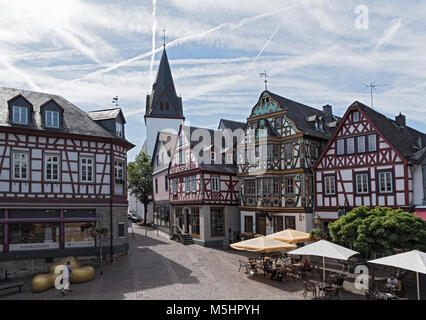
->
xmin=0 ymin=0 xmax=425 ymax=162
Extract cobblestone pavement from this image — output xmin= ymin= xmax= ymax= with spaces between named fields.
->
xmin=0 ymin=226 xmax=370 ymax=300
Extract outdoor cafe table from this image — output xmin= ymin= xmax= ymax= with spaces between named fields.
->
xmin=376 ymin=292 xmax=397 ymax=300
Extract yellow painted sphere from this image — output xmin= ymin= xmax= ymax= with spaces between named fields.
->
xmin=48 ymin=256 xmax=79 ymax=274
xmin=71 ymin=266 xmax=95 ymax=283
xmin=31 ymin=273 xmax=56 ymax=293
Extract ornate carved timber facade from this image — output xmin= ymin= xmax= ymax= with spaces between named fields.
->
xmin=314 ymin=101 xmax=426 ymax=223
xmin=0 ymin=87 xmax=134 ymax=272
xmin=168 ymin=122 xmax=244 ymax=247
xmin=237 ymin=91 xmax=339 ymax=235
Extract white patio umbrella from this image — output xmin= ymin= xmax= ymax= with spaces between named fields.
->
xmin=287 ymin=240 xmax=359 ymax=281
xmin=369 ymin=250 xmax=426 ymax=300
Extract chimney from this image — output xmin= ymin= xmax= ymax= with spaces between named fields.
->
xmin=322 ymin=105 xmax=333 ymax=123
xmin=395 ymin=113 xmax=406 ymax=127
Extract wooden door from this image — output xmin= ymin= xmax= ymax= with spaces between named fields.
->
xmin=256 ymin=214 xmax=266 ymax=235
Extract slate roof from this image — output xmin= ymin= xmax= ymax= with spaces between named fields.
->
xmin=0 ymin=87 xmax=131 ymax=143
xmin=87 ymin=108 xmax=125 ymax=122
xmin=218 ymin=119 xmax=245 ymax=131
xmin=354 ymin=101 xmax=426 ymax=163
xmin=145 ymin=48 xmax=184 ymax=118
xmin=265 ymin=91 xmax=340 ymax=140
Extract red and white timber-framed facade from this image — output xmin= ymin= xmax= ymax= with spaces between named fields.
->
xmin=168 ymin=123 xmax=243 ymax=247
xmin=0 ymin=87 xmax=134 ymax=274
xmin=313 ymin=101 xmax=426 ymax=226
xmin=237 ymin=91 xmax=340 ymax=236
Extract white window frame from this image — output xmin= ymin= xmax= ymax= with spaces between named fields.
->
xmin=211 ymin=176 xmax=220 ymax=192
xmin=368 ymin=134 xmax=377 ymax=152
xmin=353 ymin=111 xmax=360 ymax=122
xmin=357 ymin=136 xmax=366 ymax=153
xmin=347 ymin=137 xmax=355 ymax=154
xmin=336 ymin=139 xmax=345 ymax=155
xmin=13 ymin=106 xmax=28 ymax=124
xmin=45 ymin=110 xmax=60 ymax=128
xmin=355 ymin=173 xmax=369 ymax=194
xmin=44 ymin=154 xmax=60 ymax=182
xmin=114 ymin=160 xmax=124 ymax=183
xmin=324 ymin=176 xmax=336 ymax=195
xmin=184 ymin=176 xmax=190 ymax=193
xmin=80 ymin=157 xmax=94 ymax=183
xmin=116 ymin=121 xmax=123 ymax=138
xmin=378 ymin=171 xmax=393 ymax=193
xmin=12 ymin=152 xmax=29 ymax=180
xmin=190 ymin=176 xmax=196 ymax=192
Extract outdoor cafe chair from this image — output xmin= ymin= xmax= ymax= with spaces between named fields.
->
xmin=238 ymin=259 xmax=249 ymax=274
xmin=324 ymin=287 xmax=341 ymax=300
xmin=303 ymin=280 xmax=317 ymax=299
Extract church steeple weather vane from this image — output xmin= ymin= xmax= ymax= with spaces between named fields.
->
xmin=259 ymin=70 xmax=269 ymax=91
xmin=161 ymin=28 xmax=168 ymax=49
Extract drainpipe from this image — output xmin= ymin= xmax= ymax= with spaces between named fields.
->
xmin=110 ymin=139 xmax=114 ymax=263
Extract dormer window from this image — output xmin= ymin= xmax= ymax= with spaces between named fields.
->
xmin=45 ymin=110 xmax=59 ymax=128
xmin=13 ymin=106 xmax=28 ymax=124
xmin=116 ymin=121 xmax=123 ymax=138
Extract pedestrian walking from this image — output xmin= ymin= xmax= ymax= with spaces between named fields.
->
xmin=61 ymin=261 xmax=73 ymax=296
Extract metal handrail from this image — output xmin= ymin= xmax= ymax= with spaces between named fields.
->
xmin=172 ymin=225 xmax=185 ymax=243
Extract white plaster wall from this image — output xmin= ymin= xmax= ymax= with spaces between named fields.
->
xmin=413 ymin=164 xmax=424 ymax=205
xmin=146 ymin=118 xmax=183 ymax=157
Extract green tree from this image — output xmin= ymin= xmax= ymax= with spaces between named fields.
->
xmin=329 ymin=206 xmax=426 ymax=257
xmin=127 ymin=151 xmax=153 ymax=224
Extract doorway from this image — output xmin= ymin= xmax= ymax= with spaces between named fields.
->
xmin=256 ymin=213 xmax=266 ymax=235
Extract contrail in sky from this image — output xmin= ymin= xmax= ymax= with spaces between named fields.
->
xmin=68 ymin=0 xmax=307 ymax=84
xmin=250 ymin=22 xmax=283 ymax=67
xmin=149 ymin=0 xmax=158 ymax=85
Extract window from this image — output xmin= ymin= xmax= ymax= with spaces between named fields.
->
xmin=347 ymin=137 xmax=355 ymax=154
xmin=226 ymin=153 xmax=233 ymax=164
xmin=45 ymin=111 xmax=59 ymax=128
xmin=116 ymin=122 xmax=123 ymax=137
xmin=211 ymin=176 xmax=220 ymax=192
xmin=155 ymin=178 xmax=158 ymax=193
xmin=118 ymin=222 xmax=125 ymax=239
xmin=165 ymin=102 xmax=169 ymax=111
xmin=12 ymin=106 xmax=28 ymax=124
xmin=273 ymin=216 xmax=284 ymax=232
xmin=355 ymin=173 xmax=369 ymax=194
xmin=244 ymin=216 xmax=254 ymax=234
xmin=285 ymin=216 xmax=296 ymax=230
xmin=190 ymin=208 xmax=200 ymax=236
xmin=285 ymin=143 xmax=292 ymax=159
xmin=324 ymin=176 xmax=336 ymax=195
xmin=45 ymin=154 xmax=60 ymax=181
xmin=245 ymin=180 xmax=256 ymax=196
xmin=286 ymin=177 xmax=294 ymax=195
xmin=172 ymin=179 xmax=177 ymax=195
xmin=368 ymin=134 xmax=377 ymax=152
xmin=378 ymin=171 xmax=393 ymax=193
xmin=211 ymin=208 xmax=225 ymax=236
xmin=190 ymin=176 xmax=196 ymax=192
xmin=353 ymin=111 xmax=360 ymax=122
xmin=64 ymin=222 xmax=95 ymax=248
xmin=114 ymin=161 xmax=124 ymax=183
xmin=336 ymin=139 xmax=345 ymax=155
xmin=272 ymin=145 xmax=280 ymax=159
xmin=357 ymin=136 xmax=366 ymax=153
xmin=156 ymin=155 xmax=159 ymax=166
xmin=12 ymin=152 xmax=29 ymax=180
xmin=165 ymin=176 xmax=168 ymax=191
xmin=9 ymin=223 xmax=60 ymax=251
xmin=80 ymin=157 xmax=94 ymax=183
xmin=273 ymin=178 xmax=280 ymax=194
xmin=184 ymin=176 xmax=190 ymax=193
xmin=179 ymin=150 xmax=184 ymax=164
xmin=211 ymin=151 xmax=216 ymax=163
xmin=160 ymin=102 xmax=164 ymax=110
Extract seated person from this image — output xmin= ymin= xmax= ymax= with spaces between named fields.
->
xmin=301 ymin=259 xmax=313 ymax=272
xmin=395 ymin=278 xmax=404 ymax=296
xmin=386 ymin=274 xmax=398 ymax=287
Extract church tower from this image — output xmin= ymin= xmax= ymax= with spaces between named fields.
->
xmin=144 ymin=48 xmax=185 ymax=157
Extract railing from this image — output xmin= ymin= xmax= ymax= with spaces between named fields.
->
xmin=171 ymin=225 xmax=185 ymax=243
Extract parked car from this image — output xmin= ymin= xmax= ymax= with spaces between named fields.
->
xmin=127 ymin=212 xmax=141 ymax=223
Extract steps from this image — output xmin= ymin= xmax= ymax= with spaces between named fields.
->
xmin=172 ymin=233 xmax=194 ymax=245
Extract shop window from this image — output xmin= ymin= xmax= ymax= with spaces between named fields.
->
xmin=9 ymin=223 xmax=60 ymax=251
xmin=190 ymin=208 xmax=200 ymax=236
xmin=64 ymin=222 xmax=95 ymax=248
xmin=211 ymin=208 xmax=225 ymax=236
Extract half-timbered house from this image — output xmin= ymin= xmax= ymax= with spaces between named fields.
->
xmin=313 ymin=101 xmax=426 ymax=226
xmin=0 ymin=87 xmax=134 ymax=275
xmin=152 ymin=131 xmax=177 ymax=236
xmin=168 ymin=120 xmax=244 ymax=247
xmin=237 ymin=90 xmax=340 ymax=235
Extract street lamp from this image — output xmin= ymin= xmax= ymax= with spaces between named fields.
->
xmin=313 ymin=213 xmax=320 ymax=228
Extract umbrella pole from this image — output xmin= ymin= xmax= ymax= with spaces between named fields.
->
xmin=323 ymin=256 xmax=325 ymax=282
xmin=417 ymin=272 xmax=420 ymax=301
